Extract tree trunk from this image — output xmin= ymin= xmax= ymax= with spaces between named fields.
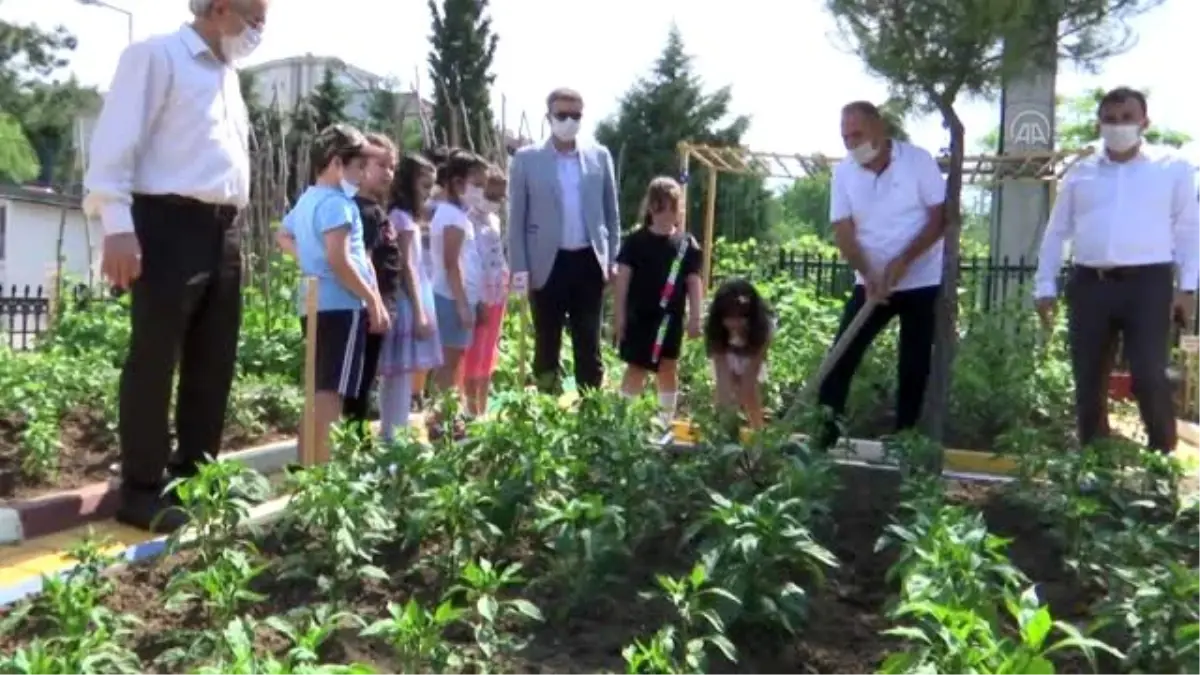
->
xmin=919 ymin=102 xmax=966 ymax=461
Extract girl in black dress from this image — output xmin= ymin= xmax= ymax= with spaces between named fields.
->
xmin=704 ymin=278 xmax=774 ymax=429
xmin=612 ymin=176 xmax=704 ymax=423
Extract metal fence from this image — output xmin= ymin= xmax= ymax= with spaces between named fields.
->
xmin=0 ymin=284 xmax=94 ymax=350
xmin=767 ymin=251 xmax=1053 ymax=315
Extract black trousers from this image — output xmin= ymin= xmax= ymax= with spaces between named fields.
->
xmin=530 ymin=248 xmax=605 ymax=391
xmin=816 ymin=284 xmax=939 ymax=447
xmin=343 ymin=331 xmax=382 ymax=421
xmin=120 ymin=194 xmax=242 ymax=490
xmin=1067 ymin=263 xmax=1175 ymax=451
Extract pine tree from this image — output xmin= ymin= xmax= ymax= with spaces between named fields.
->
xmin=364 ymin=87 xmax=429 ymax=151
xmin=286 ymin=100 xmax=320 ymax=197
xmin=427 ymin=0 xmax=498 ymax=150
xmin=309 ymin=67 xmax=348 ymax=131
xmin=365 ymin=88 xmax=398 ymax=133
xmin=594 ymin=25 xmax=771 ymax=241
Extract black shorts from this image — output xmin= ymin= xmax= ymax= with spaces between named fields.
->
xmin=298 ymin=309 xmax=368 ymax=397
xmin=619 ymin=309 xmax=684 ymax=372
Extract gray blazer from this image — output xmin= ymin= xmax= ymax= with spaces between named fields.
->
xmin=507 ymin=140 xmax=621 ymax=290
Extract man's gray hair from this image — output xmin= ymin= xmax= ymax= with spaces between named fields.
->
xmin=190 ymin=0 xmax=249 ymax=15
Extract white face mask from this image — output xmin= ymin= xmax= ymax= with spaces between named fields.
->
xmin=221 ymin=26 xmax=262 ymax=64
xmin=463 ymin=185 xmax=485 ymax=210
xmin=850 ymin=141 xmax=880 ymax=165
xmin=550 ymin=117 xmax=580 ymax=142
xmin=1100 ymin=124 xmax=1142 ymax=153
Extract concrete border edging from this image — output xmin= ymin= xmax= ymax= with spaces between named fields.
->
xmin=664 ymin=429 xmax=1021 ymax=477
xmin=0 ymin=439 xmax=298 ymax=545
xmin=0 ymin=508 xmax=23 ymax=548
xmin=0 ymin=495 xmax=293 ymax=608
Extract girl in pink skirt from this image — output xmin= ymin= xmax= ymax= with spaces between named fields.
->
xmin=377 ymin=153 xmax=444 ymax=440
xmin=460 ymin=166 xmax=509 ymax=417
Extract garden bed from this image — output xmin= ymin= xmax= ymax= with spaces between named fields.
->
xmin=0 ymin=464 xmax=1092 ymax=674
xmin=0 ymin=405 xmax=296 ymax=500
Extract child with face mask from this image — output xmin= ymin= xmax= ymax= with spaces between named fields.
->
xmin=459 ymin=165 xmax=510 ymax=417
xmin=275 ymin=123 xmax=390 ymax=463
xmin=612 ymin=176 xmax=704 ymax=425
xmin=376 ymin=153 xmax=443 ymax=440
xmin=430 ymin=150 xmax=490 ymax=410
xmin=410 ymin=146 xmax=452 ymax=406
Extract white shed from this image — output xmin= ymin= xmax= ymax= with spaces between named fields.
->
xmin=0 ymin=184 xmax=102 ymax=296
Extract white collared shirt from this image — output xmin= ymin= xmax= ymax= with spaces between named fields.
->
xmin=830 ymin=141 xmax=946 ymax=291
xmin=1034 ymin=145 xmax=1200 ymax=297
xmin=83 ymin=25 xmax=250 ymax=236
xmin=556 ymin=149 xmax=587 ymax=250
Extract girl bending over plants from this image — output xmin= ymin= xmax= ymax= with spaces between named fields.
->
xmin=704 ymin=278 xmax=773 ymax=429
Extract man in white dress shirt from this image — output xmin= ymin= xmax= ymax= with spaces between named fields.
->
xmin=1034 ymin=86 xmax=1199 ymax=453
xmin=83 ymin=0 xmax=269 ymax=532
xmin=816 ymin=101 xmax=947 ymax=450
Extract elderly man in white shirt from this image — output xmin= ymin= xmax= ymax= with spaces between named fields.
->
xmin=815 ymin=101 xmax=948 ymax=450
xmin=1034 ymin=86 xmax=1200 ymax=454
xmin=83 ymin=0 xmax=268 ymax=532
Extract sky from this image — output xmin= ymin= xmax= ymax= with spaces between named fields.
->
xmin=3 ymin=0 xmax=1198 ymax=165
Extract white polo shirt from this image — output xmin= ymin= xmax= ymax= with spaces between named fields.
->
xmin=829 ymin=141 xmax=946 ymax=291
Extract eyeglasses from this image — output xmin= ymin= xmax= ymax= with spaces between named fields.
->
xmin=552 ymin=112 xmax=582 ymax=122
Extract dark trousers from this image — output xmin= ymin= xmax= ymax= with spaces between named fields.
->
xmin=530 ymin=248 xmax=605 ymax=391
xmin=1067 ymin=263 xmax=1175 ymax=451
xmin=120 ymin=194 xmax=242 ymax=490
xmin=817 ymin=284 xmax=940 ymax=446
xmin=343 ymin=331 xmax=382 ymax=421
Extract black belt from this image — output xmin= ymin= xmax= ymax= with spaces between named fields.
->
xmin=1073 ymin=262 xmax=1172 ymax=281
xmin=132 ymin=193 xmax=241 ymax=223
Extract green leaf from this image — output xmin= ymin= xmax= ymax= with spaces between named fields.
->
xmin=477 ymin=595 xmax=498 ymax=623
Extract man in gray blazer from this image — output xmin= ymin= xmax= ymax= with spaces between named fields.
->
xmin=508 ymin=87 xmax=621 ymax=391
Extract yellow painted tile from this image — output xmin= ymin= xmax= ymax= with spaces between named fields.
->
xmin=12 ymin=551 xmax=84 ymax=579
xmin=0 ymin=521 xmax=151 ymax=580
xmin=85 ymin=520 xmax=159 ymax=547
xmin=3 ymin=521 xmax=149 ymax=578
xmin=0 ymin=566 xmax=39 ymax=587
xmin=944 ymin=449 xmax=1018 ymax=476
xmin=22 ymin=525 xmax=125 ymax=554
xmin=0 ymin=543 xmax=51 ymax=570
xmin=14 ymin=543 xmax=130 ymax=576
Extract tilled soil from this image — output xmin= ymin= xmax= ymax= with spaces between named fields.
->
xmin=0 ymin=407 xmax=294 ymax=500
xmin=1 ymin=465 xmax=1093 ymax=674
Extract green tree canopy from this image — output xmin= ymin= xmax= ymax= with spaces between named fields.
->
xmin=594 ymin=24 xmax=772 ymax=243
xmin=0 ymin=111 xmax=40 ymax=184
xmin=777 ymin=172 xmax=833 ymax=239
xmin=0 ymin=17 xmax=98 ymax=187
xmin=825 ymin=0 xmax=1164 ymax=446
xmin=427 ymin=0 xmax=498 ymax=150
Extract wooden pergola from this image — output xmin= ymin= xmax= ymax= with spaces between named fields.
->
xmin=676 ymin=141 xmax=1094 ymax=287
